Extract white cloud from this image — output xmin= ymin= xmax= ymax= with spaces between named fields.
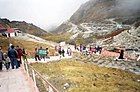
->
xmin=0 ymin=0 xmax=89 ymax=29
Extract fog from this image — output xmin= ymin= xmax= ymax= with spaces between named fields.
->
xmin=0 ymin=0 xmax=139 ymax=30
xmin=0 ymin=0 xmax=89 ymax=30
xmin=118 ymin=0 xmax=140 ymax=10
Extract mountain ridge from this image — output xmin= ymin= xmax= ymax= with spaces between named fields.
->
xmin=48 ymin=0 xmax=140 ymax=45
xmin=70 ymin=0 xmax=140 ymax=24
xmin=0 ymin=18 xmax=47 ymax=36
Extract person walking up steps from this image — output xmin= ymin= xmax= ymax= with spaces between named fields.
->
xmin=22 ymin=48 xmax=28 ymax=62
xmin=35 ymin=48 xmax=40 ymax=61
xmin=8 ymin=45 xmax=19 ymax=69
xmin=0 ymin=46 xmax=4 ymax=71
xmin=46 ymin=48 xmax=50 ymax=59
xmin=3 ymin=53 xmax=11 ymax=71
xmin=80 ymin=44 xmax=83 ymax=52
xmin=16 ymin=46 xmax=23 ymax=67
xmin=67 ymin=47 xmax=72 ymax=56
xmin=61 ymin=49 xmax=65 ymax=57
xmin=38 ymin=47 xmax=46 ymax=61
xmin=118 ymin=50 xmax=124 ymax=59
xmin=58 ymin=46 xmax=62 ymax=58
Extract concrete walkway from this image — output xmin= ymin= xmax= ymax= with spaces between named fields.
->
xmin=0 ymin=66 xmax=36 ymax=92
xmin=28 ymin=55 xmax=72 ymax=63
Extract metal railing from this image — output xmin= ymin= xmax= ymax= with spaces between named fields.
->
xmin=23 ymin=61 xmax=59 ymax=92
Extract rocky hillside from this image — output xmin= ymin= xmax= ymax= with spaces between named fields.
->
xmin=113 ymin=27 xmax=140 ymax=48
xmin=70 ymin=0 xmax=140 ymax=25
xmin=52 ymin=21 xmax=72 ymax=34
xmin=0 ymin=18 xmax=47 ymax=36
xmin=50 ymin=0 xmax=140 ymax=45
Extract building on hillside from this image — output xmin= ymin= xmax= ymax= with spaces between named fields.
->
xmin=0 ymin=24 xmax=23 ymax=37
xmin=5 ymin=28 xmax=17 ymax=37
xmin=5 ymin=28 xmax=23 ymax=37
xmin=1 ymin=28 xmax=22 ymax=37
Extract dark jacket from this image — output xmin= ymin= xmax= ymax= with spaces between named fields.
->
xmin=0 ymin=51 xmax=4 ymax=62
xmin=8 ymin=49 xmax=18 ymax=58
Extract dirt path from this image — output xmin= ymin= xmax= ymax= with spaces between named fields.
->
xmin=14 ymin=33 xmax=58 ymax=47
xmin=28 ymin=54 xmax=72 ymax=64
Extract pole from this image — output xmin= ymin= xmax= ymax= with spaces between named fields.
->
xmin=8 ymin=37 xmax=10 ymax=45
xmin=32 ymin=69 xmax=36 ymax=86
xmin=25 ymin=62 xmax=29 ymax=77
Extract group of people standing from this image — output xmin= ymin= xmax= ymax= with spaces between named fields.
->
xmin=0 ymin=45 xmax=27 ymax=71
xmin=55 ymin=46 xmax=72 ymax=58
xmin=34 ymin=47 xmax=49 ymax=61
xmin=75 ymin=44 xmax=102 ymax=55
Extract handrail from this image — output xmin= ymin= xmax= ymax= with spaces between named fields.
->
xmin=29 ymin=65 xmax=59 ymax=92
xmin=23 ymin=61 xmax=59 ymax=92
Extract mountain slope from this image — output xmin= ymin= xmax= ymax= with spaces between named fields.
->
xmin=70 ymin=0 xmax=140 ymax=24
xmin=0 ymin=18 xmax=47 ymax=36
xmin=49 ymin=0 xmax=140 ymax=45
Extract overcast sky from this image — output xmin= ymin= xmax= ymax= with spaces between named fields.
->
xmin=0 ymin=0 xmax=89 ymax=30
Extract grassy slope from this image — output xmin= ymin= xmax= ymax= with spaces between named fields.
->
xmin=0 ymin=36 xmax=55 ymax=57
xmin=0 ymin=36 xmax=10 ymax=51
xmin=42 ymin=32 xmax=92 ymax=45
xmin=42 ymin=33 xmax=72 ymax=43
xmin=32 ymin=59 xmax=140 ymax=92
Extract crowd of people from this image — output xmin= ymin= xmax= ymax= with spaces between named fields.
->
xmin=0 ymin=44 xmax=71 ymax=71
xmin=0 ymin=42 xmax=114 ymax=72
xmin=0 ymin=45 xmax=27 ymax=71
xmin=74 ymin=44 xmax=140 ymax=61
xmin=74 ymin=44 xmax=103 ymax=56
xmin=1 ymin=42 xmax=138 ymax=72
xmin=34 ymin=45 xmax=73 ymax=60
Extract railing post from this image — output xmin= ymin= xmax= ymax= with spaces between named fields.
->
xmin=23 ymin=61 xmax=26 ymax=73
xmin=24 ymin=63 xmax=59 ymax=92
xmin=25 ymin=62 xmax=29 ymax=77
xmin=48 ymin=86 xmax=53 ymax=92
xmin=32 ymin=69 xmax=36 ymax=86
xmin=32 ymin=69 xmax=39 ymax=92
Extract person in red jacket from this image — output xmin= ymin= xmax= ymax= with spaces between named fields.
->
xmin=16 ymin=46 xmax=23 ymax=67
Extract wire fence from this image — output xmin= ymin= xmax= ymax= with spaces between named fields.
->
xmin=23 ymin=61 xmax=59 ymax=92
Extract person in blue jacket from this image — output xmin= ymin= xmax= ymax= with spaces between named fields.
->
xmin=8 ymin=45 xmax=18 ymax=69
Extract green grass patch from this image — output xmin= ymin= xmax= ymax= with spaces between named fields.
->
xmin=32 ymin=59 xmax=140 ymax=92
xmin=42 ymin=33 xmax=72 ymax=43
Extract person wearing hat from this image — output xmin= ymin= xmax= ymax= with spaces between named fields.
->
xmin=3 ymin=53 xmax=11 ymax=70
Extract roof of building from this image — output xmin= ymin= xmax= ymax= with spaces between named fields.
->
xmin=0 ymin=24 xmax=16 ymax=33
xmin=6 ymin=28 xmax=15 ymax=33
